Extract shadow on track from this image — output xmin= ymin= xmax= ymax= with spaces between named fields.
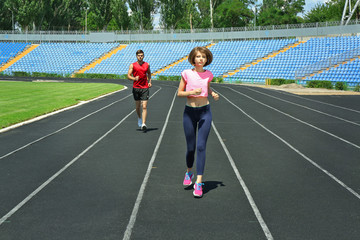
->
xmin=135 ymin=128 xmax=159 ymax=133
xmin=184 ymin=181 xmax=225 ymax=195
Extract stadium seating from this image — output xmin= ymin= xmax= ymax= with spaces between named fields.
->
xmin=157 ymin=39 xmax=297 ymax=78
xmin=3 ymin=42 xmax=118 ymax=76
xmin=231 ymin=36 xmax=360 ymax=85
xmin=1 ymin=36 xmax=360 ymax=86
xmin=85 ymin=41 xmax=210 ymax=76
xmin=0 ymin=42 xmax=30 ymax=65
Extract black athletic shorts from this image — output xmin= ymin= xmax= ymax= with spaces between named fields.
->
xmin=132 ymin=88 xmax=149 ymax=101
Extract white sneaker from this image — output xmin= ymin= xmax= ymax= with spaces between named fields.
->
xmin=141 ymin=123 xmax=147 ymax=131
xmin=138 ymin=118 xmax=142 ymax=128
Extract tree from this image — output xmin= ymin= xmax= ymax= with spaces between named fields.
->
xmin=304 ymin=0 xmax=353 ymax=23
xmin=88 ymin=0 xmax=113 ymax=30
xmin=0 ymin=1 xmax=13 ymax=30
xmin=2 ymin=0 xmax=85 ymax=31
xmin=257 ymin=0 xmax=305 ymax=26
xmin=304 ymin=3 xmax=330 ymax=23
xmin=195 ymin=0 xmax=226 ymax=28
xmin=159 ymin=0 xmax=188 ymax=29
xmin=4 ymin=0 xmax=45 ymax=31
xmin=128 ymin=0 xmax=156 ymax=30
xmin=214 ymin=0 xmax=253 ymax=28
xmin=110 ymin=0 xmax=131 ymax=30
xmin=44 ymin=0 xmax=84 ymax=31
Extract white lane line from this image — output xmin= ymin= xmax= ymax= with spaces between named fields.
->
xmin=240 ymin=86 xmax=360 ymax=126
xmin=0 ymin=86 xmax=164 ymax=226
xmin=224 ymin=86 xmax=360 ymax=150
xmin=0 ymin=93 xmax=132 ymax=160
xmin=217 ymin=90 xmax=360 ymax=200
xmin=0 ymin=110 xmax=135 ymax=226
xmin=274 ymin=88 xmax=360 ymax=114
xmin=0 ymin=87 xmax=162 ymax=161
xmin=122 ymin=91 xmax=177 ymax=240
xmin=212 ymin=122 xmax=274 ymax=240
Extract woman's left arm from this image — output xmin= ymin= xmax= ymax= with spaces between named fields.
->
xmin=208 ymin=82 xmax=219 ymax=101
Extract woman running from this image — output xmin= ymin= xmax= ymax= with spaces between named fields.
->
xmin=177 ymin=46 xmax=219 ymax=198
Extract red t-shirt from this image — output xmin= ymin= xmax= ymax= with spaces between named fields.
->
xmin=132 ymin=61 xmax=149 ymax=89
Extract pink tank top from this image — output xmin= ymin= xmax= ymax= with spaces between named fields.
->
xmin=181 ymin=69 xmax=213 ymax=97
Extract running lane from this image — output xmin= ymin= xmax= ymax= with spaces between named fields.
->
xmin=1 ymin=80 xmax=360 ymax=239
xmin=126 ymin=82 xmax=269 ymax=239
xmin=0 ymin=82 xmax=176 ymax=239
xmin=208 ymin=84 xmax=360 ymax=239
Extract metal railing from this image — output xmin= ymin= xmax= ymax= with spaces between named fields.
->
xmin=1 ymin=19 xmax=360 ymax=43
xmin=0 ymin=19 xmax=358 ymax=34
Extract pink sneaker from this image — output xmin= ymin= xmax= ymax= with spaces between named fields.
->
xmin=183 ymin=171 xmax=194 ymax=186
xmin=193 ymin=182 xmax=204 ymax=197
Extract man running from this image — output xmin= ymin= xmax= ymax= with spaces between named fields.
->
xmin=127 ymin=49 xmax=152 ymax=131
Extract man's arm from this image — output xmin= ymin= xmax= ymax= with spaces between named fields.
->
xmin=127 ymin=63 xmax=139 ymax=81
xmin=147 ymin=64 xmax=152 ymax=87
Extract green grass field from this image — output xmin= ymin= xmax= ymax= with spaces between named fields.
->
xmin=0 ymin=81 xmax=124 ymax=129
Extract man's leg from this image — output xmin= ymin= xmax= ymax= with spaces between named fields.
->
xmin=135 ymin=100 xmax=142 ymax=128
xmin=141 ymin=100 xmax=148 ymax=125
xmin=135 ymin=100 xmax=141 ymax=118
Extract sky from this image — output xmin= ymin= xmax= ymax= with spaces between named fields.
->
xmin=304 ymin=0 xmax=328 ymax=12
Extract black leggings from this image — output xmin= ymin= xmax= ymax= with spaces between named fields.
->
xmin=183 ymin=105 xmax=212 ymax=175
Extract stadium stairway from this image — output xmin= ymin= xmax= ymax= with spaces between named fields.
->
xmin=151 ymin=43 xmax=216 ymax=77
xmin=0 ymin=44 xmax=39 ymax=72
xmin=302 ymin=54 xmax=360 ymax=80
xmin=222 ymin=40 xmax=307 ymax=79
xmin=71 ymin=44 xmax=128 ymax=77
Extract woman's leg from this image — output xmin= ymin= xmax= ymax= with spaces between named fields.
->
xmin=183 ymin=107 xmax=197 ymax=170
xmin=195 ymin=106 xmax=212 ymax=181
